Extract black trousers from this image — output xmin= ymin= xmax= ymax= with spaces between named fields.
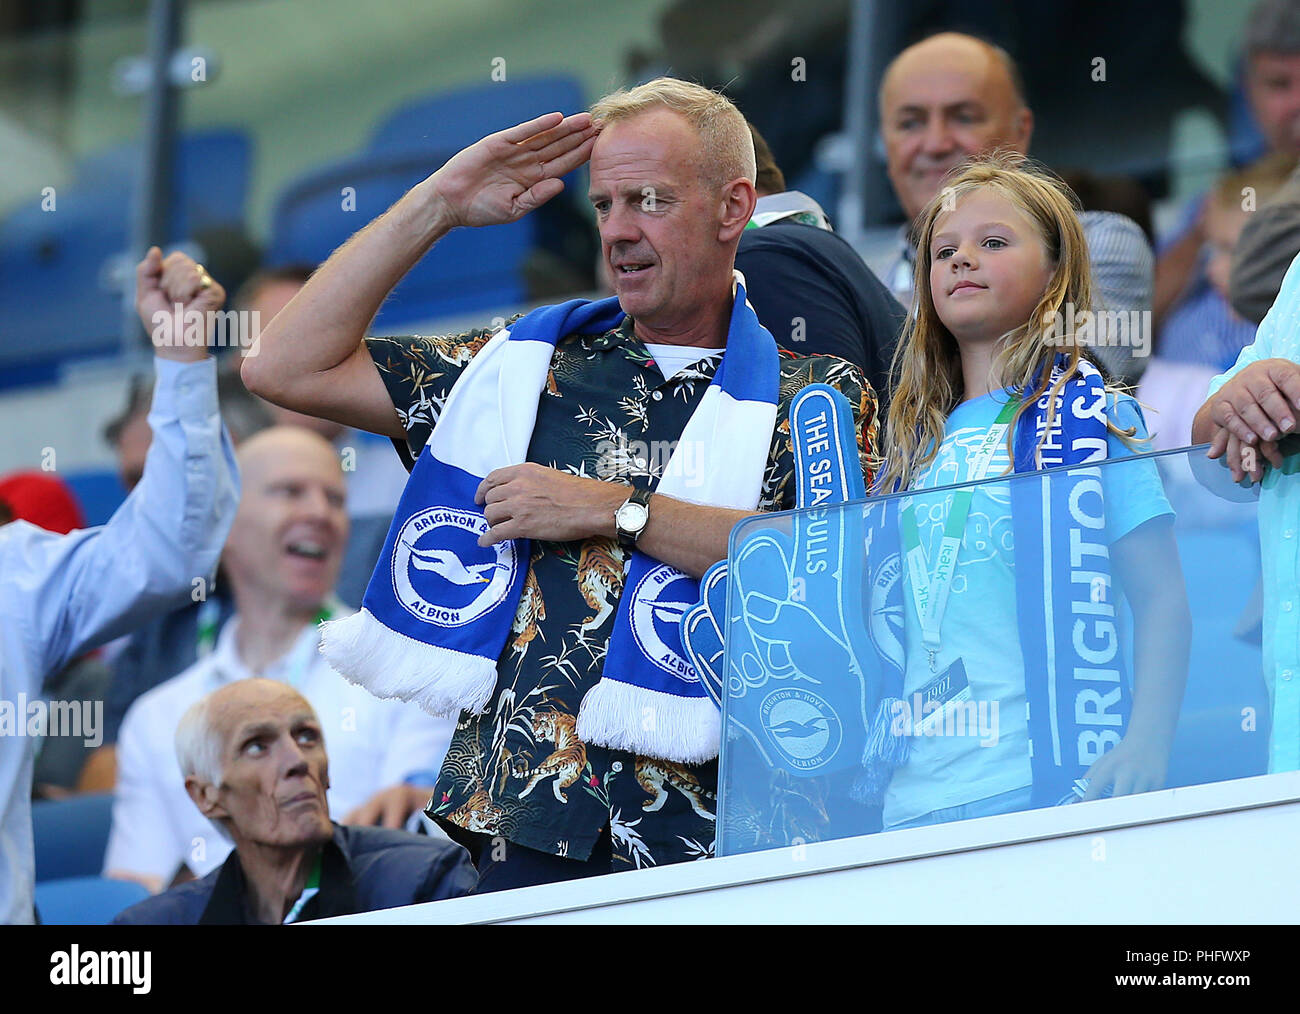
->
xmin=469 ymin=824 xmax=614 ymax=896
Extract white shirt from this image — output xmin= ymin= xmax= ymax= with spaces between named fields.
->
xmin=0 ymin=357 xmax=239 ymax=924
xmin=103 ymin=612 xmax=454 ymax=882
xmin=642 ymin=342 xmax=721 ymax=381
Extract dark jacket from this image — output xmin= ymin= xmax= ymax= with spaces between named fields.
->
xmin=736 ymin=219 xmax=906 ymax=409
xmin=112 ymin=823 xmax=475 ymax=924
xmin=1230 ymin=162 xmax=1300 ymax=325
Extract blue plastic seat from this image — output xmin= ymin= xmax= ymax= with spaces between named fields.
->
xmin=64 ymin=468 xmax=130 ymax=527
xmin=0 ymin=128 xmax=252 ymax=374
xmin=0 ymin=184 xmax=128 ymax=370
xmin=368 ymin=75 xmax=584 ymax=156
xmin=36 ymin=876 xmax=149 ymax=925
xmin=267 ymin=150 xmax=533 ymax=327
xmin=72 ymin=127 xmax=253 ymax=238
xmin=32 ymin=792 xmax=116 ymax=882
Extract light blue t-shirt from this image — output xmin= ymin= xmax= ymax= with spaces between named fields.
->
xmin=882 ymin=388 xmax=1173 ymax=827
xmin=1209 ymin=252 xmax=1300 ymax=773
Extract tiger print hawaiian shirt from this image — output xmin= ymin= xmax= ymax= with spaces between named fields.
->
xmin=365 ymin=314 xmax=879 ymax=870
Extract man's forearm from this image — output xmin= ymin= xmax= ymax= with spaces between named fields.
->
xmin=242 ymin=178 xmax=455 ymax=407
xmin=590 ymin=487 xmax=751 ymax=579
xmin=36 ymin=357 xmax=238 ymax=676
xmin=479 ymin=465 xmax=754 ymax=577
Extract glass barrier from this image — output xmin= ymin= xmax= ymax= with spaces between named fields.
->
xmin=716 ymin=444 xmax=1277 ymax=856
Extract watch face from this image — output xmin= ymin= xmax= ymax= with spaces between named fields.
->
xmin=616 ymin=501 xmax=649 ymax=533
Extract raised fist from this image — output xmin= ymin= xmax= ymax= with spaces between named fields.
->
xmin=136 ymin=246 xmax=227 ymax=362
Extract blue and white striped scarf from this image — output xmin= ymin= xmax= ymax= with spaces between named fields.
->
xmin=320 ymin=274 xmax=778 ymax=763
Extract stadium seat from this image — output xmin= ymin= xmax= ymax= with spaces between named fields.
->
xmin=0 ymin=180 xmax=128 ymax=370
xmin=35 ymin=876 xmax=149 ymax=925
xmin=72 ymin=127 xmax=253 ymax=239
xmin=368 ymin=75 xmax=584 ymax=155
xmin=267 ymin=150 xmax=533 ymax=326
xmin=32 ymin=792 xmax=116 ymax=882
xmin=0 ymin=128 xmax=252 ymax=375
xmin=64 ymin=468 xmax=130 ymax=527
xmin=264 ymin=78 xmax=591 ymax=326
xmin=789 ymin=164 xmax=841 ymax=218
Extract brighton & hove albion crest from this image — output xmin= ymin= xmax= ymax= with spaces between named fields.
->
xmin=868 ymin=544 xmax=905 ymax=674
xmin=629 ymin=563 xmax=699 ymax=683
xmin=759 ymin=687 xmax=843 ymax=771
xmin=391 ymin=506 xmax=518 ymax=627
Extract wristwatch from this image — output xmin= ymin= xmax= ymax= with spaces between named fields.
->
xmin=614 ymin=486 xmax=652 ymax=551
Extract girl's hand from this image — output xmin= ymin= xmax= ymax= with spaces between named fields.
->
xmin=1081 ymin=735 xmax=1170 ymax=800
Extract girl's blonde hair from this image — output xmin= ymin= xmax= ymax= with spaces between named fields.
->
xmin=881 ymin=152 xmax=1135 ymax=491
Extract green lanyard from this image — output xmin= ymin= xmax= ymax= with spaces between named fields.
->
xmin=901 ymin=396 xmax=1019 ymax=672
xmin=282 ymin=852 xmax=323 ymax=924
xmin=196 ymin=596 xmax=223 ymax=658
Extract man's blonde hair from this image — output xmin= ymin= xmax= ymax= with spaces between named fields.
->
xmin=589 ymin=77 xmax=756 ymax=190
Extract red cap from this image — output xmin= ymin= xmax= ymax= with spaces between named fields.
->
xmin=0 ymin=471 xmax=87 ymax=535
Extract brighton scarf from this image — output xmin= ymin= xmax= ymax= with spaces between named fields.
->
xmin=320 ymin=274 xmax=778 ymax=764
xmin=854 ymin=356 xmax=1133 ymax=807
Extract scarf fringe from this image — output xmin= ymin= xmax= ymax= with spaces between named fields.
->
xmin=319 ymin=609 xmax=497 ymax=717
xmin=576 ymin=678 xmax=721 ymax=763
xmin=851 ymin=696 xmax=910 ymax=805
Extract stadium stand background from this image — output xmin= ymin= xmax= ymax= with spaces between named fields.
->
xmin=0 ymin=0 xmax=1264 ymax=525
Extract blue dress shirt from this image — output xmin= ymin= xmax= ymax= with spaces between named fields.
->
xmin=0 ymin=356 xmax=238 ymax=924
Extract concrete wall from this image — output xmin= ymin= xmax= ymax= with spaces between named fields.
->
xmin=316 ymin=771 xmax=1300 ymax=924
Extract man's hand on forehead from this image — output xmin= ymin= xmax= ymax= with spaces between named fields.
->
xmin=428 ymin=111 xmax=599 ymax=231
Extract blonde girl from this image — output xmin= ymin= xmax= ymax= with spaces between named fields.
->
xmin=865 ymin=155 xmax=1190 ymax=830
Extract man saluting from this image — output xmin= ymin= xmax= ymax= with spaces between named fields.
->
xmin=242 ymin=78 xmax=879 ymax=892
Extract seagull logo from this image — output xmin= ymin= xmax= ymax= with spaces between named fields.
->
xmin=767 ymin=716 xmax=830 ymax=740
xmin=759 ymin=688 xmax=842 ymax=770
xmin=628 ymin=564 xmax=699 ymax=682
xmin=403 ymin=542 xmax=503 ymax=585
xmin=390 ymin=506 xmax=518 ymax=628
xmin=649 ymin=600 xmax=694 ymax=625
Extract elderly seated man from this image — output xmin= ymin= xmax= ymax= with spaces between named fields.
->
xmin=113 ymin=679 xmax=474 ymax=924
xmin=104 ymin=426 xmax=454 ymax=891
